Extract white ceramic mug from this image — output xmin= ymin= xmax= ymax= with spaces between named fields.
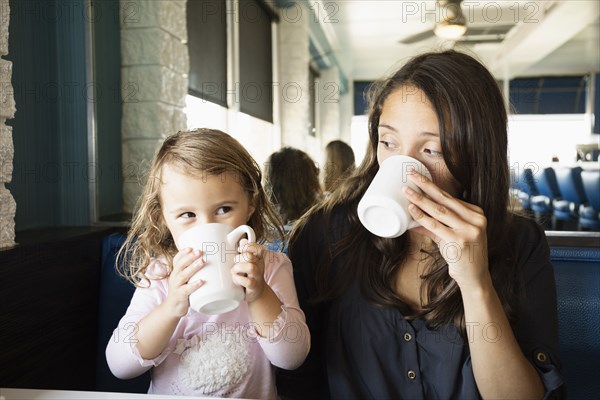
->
xmin=178 ymin=223 xmax=256 ymax=315
xmin=357 ymin=155 xmax=433 ymax=238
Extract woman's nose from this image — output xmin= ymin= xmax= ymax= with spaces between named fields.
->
xmin=399 ymin=147 xmax=419 ymax=159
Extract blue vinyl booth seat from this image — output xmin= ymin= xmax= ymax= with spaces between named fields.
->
xmin=579 ymin=170 xmax=600 ymax=229
xmin=553 ymin=167 xmax=588 ymax=222
xmin=514 ymin=168 xmax=539 ymax=210
xmin=96 ymin=233 xmax=600 ymax=398
xmin=530 ymin=167 xmax=562 ymax=216
xmin=550 ymin=246 xmax=600 ymax=399
xmin=96 ymin=233 xmax=151 ymax=393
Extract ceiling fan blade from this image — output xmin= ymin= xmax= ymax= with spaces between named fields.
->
xmin=398 ymin=29 xmax=436 ymax=45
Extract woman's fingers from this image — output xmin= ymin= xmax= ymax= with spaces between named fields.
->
xmin=406 ymin=171 xmax=486 ymax=225
xmin=403 ymin=185 xmax=462 ymax=230
xmin=403 ymin=170 xmax=488 ymax=249
xmin=406 ymin=201 xmax=453 ymax=241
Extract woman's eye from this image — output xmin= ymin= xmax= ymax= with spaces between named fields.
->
xmin=216 ymin=206 xmax=232 ymax=215
xmin=424 ymin=148 xmax=442 ymax=157
xmin=179 ymin=212 xmax=195 ymax=218
xmin=379 ymin=140 xmax=395 ymax=150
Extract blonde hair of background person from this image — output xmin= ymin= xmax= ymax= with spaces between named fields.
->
xmin=107 ymin=129 xmax=309 ymax=399
xmin=277 ymin=51 xmax=563 ymax=399
xmin=323 ymin=140 xmax=356 ymax=193
xmin=264 ymin=147 xmax=322 ymax=227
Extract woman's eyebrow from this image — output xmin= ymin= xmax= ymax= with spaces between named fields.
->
xmin=378 ymin=124 xmax=397 ymax=132
xmin=378 ymin=124 xmax=439 ymax=138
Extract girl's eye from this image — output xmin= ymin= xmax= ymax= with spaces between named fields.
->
xmin=179 ymin=212 xmax=195 ymax=218
xmin=216 ymin=206 xmax=232 ymax=215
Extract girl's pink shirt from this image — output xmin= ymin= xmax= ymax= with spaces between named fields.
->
xmin=106 ymin=250 xmax=310 ymax=400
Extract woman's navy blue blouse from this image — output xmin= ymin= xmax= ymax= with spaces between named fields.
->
xmin=277 ymin=210 xmax=564 ymax=399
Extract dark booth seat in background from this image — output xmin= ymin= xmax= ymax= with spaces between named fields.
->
xmin=514 ymin=167 xmax=539 ymax=211
xmin=579 ymin=170 xmax=600 ymax=230
xmin=0 ymin=228 xmax=110 ymax=390
xmin=550 ymin=245 xmax=600 ymax=400
xmin=2 ymin=228 xmax=599 ymax=398
xmin=530 ymin=168 xmax=562 ymax=227
xmin=96 ymin=233 xmax=151 ymax=393
xmin=96 ymin=232 xmax=600 ymax=399
xmin=553 ymin=166 xmax=588 ymax=225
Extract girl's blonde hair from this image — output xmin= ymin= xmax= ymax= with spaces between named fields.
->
xmin=117 ymin=128 xmax=284 ymax=286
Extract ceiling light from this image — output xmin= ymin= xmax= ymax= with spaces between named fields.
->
xmin=434 ymin=19 xmax=467 ymax=40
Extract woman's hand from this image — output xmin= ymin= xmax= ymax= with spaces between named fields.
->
xmin=403 ymin=169 xmax=490 ymax=290
xmin=232 ymin=239 xmax=268 ymax=303
xmin=165 ymin=247 xmax=206 ymax=317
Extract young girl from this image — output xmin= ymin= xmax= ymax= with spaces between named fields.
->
xmin=106 ymin=129 xmax=310 ymax=399
xmin=278 ymin=50 xmax=564 ymax=399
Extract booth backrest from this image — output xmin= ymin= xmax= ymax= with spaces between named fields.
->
xmin=518 ymin=168 xmax=539 ymax=196
xmin=96 ymin=234 xmax=150 ymax=393
xmin=554 ymin=167 xmax=588 ymax=207
xmin=536 ymin=167 xmax=563 ymax=199
xmin=96 ymin=234 xmax=600 ymax=397
xmin=580 ymin=170 xmax=600 ymax=211
xmin=550 ymin=246 xmax=600 ymax=399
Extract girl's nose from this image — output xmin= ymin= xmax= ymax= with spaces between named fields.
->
xmin=195 ymin=215 xmax=216 ymax=225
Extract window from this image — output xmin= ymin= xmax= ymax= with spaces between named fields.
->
xmin=238 ymin=0 xmax=277 ymax=122
xmin=353 ymin=81 xmax=372 ymax=116
xmin=187 ymin=0 xmax=228 ymax=107
xmin=510 ymin=76 xmax=587 ymax=114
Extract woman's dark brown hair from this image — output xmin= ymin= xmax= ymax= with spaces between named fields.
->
xmin=291 ymin=50 xmax=517 ymax=334
xmin=264 ymin=147 xmax=322 ymax=223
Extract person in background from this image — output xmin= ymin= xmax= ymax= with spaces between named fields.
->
xmin=323 ymin=140 xmax=356 ymax=195
xmin=278 ymin=50 xmax=564 ymax=399
xmin=106 ymin=129 xmax=310 ymax=399
xmin=263 ymin=147 xmax=322 ymax=252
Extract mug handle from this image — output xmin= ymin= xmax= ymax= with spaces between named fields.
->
xmin=407 ymin=219 xmax=421 ymax=230
xmin=226 ymin=225 xmax=256 ymax=247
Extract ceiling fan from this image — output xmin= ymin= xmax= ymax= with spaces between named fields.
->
xmin=399 ymin=0 xmax=469 ymax=44
xmin=399 ymin=0 xmax=514 ymax=45
xmin=399 ymin=0 xmax=502 ymax=44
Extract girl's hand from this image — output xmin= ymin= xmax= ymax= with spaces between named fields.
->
xmin=165 ymin=248 xmax=206 ymax=317
xmin=403 ymin=170 xmax=490 ymax=290
xmin=231 ymin=239 xmax=268 ymax=303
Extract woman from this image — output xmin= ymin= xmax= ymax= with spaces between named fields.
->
xmin=323 ymin=140 xmax=356 ymax=194
xmin=264 ymin=147 xmax=322 ymax=233
xmin=279 ymin=50 xmax=563 ymax=399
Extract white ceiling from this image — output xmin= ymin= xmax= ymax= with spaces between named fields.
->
xmin=322 ymin=0 xmax=600 ymax=81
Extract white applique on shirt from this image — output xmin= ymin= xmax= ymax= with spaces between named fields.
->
xmin=174 ymin=324 xmax=251 ymax=394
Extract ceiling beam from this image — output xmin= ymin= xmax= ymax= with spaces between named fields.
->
xmin=490 ymin=0 xmax=600 ymax=78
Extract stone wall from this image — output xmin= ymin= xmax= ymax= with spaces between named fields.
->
xmin=0 ymin=0 xmax=15 ymax=248
xmin=318 ymin=66 xmax=341 ymax=148
xmin=277 ymin=3 xmax=311 ymax=151
xmin=120 ymin=0 xmax=189 ymax=213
